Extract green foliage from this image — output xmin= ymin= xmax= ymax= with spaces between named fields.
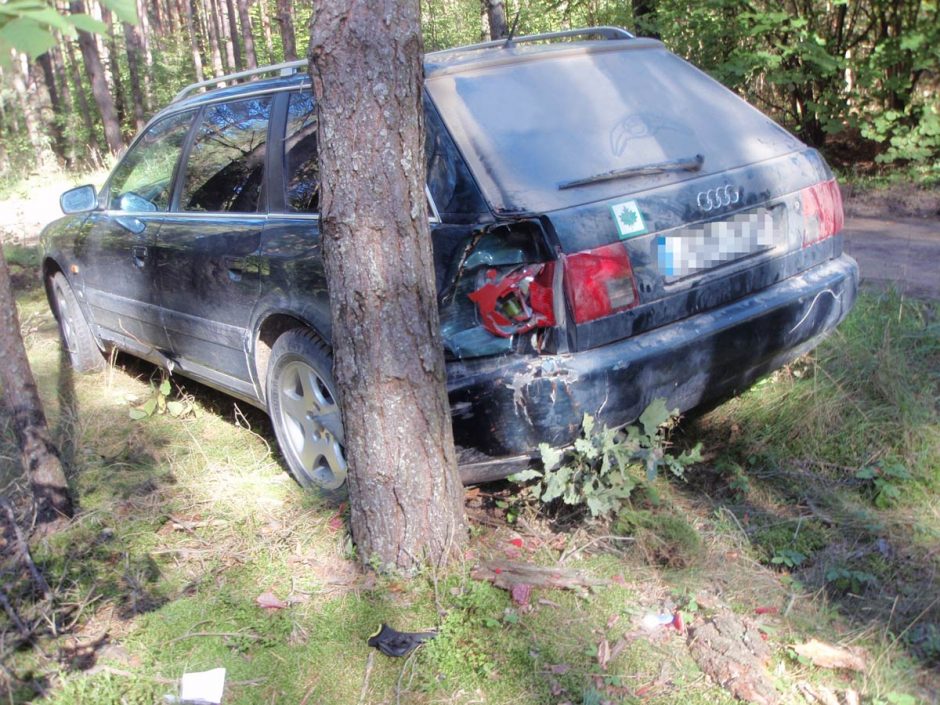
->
xmin=0 ymin=0 xmax=136 ymax=63
xmin=825 ymin=566 xmax=878 ymax=594
xmin=855 ymin=462 xmax=911 ymax=508
xmin=129 ymin=374 xmax=196 ymax=420
xmin=511 ymin=401 xmax=701 ymax=518
xmin=753 ymin=520 xmax=830 ymax=569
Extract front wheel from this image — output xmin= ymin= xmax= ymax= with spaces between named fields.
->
xmin=266 ymin=329 xmax=347 ymax=490
xmin=49 ymin=272 xmax=105 ymax=373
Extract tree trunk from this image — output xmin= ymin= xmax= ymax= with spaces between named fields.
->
xmin=135 ymin=0 xmax=155 ymax=102
xmin=236 ymin=0 xmax=257 ymax=69
xmin=37 ymin=53 xmax=68 ymax=163
xmin=183 ymin=0 xmax=206 ymax=83
xmin=102 ymin=7 xmax=128 ymax=135
xmin=50 ymin=44 xmax=78 ymax=165
xmin=276 ymin=0 xmax=297 ymax=61
xmin=224 ymin=0 xmax=243 ymax=69
xmin=11 ymin=54 xmax=49 ymax=169
xmin=72 ymin=0 xmax=124 ymax=155
xmin=0 ymin=245 xmax=74 ymax=525
xmin=257 ymin=0 xmax=274 ymax=64
xmin=63 ymin=36 xmax=102 ymax=161
xmin=484 ymin=0 xmax=508 ymax=39
xmin=124 ymin=21 xmax=148 ymax=131
xmin=308 ymin=0 xmax=467 ymax=572
xmin=202 ymin=0 xmax=226 ymax=76
xmin=216 ymin=0 xmax=238 ymax=71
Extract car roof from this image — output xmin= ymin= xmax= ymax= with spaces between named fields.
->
xmin=159 ymin=26 xmax=652 ymax=119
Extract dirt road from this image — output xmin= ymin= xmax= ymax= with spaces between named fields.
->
xmin=842 ymin=216 xmax=940 ymax=299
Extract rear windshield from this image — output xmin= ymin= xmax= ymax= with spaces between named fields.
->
xmin=426 ymin=45 xmax=801 ymax=214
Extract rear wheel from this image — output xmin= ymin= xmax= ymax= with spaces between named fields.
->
xmin=266 ymin=329 xmax=347 ymax=490
xmin=49 ymin=272 xmax=105 ymax=373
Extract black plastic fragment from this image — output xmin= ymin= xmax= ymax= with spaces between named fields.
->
xmin=367 ymin=623 xmax=437 ymax=657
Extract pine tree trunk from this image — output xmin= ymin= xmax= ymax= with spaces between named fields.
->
xmin=224 ymin=0 xmax=243 ymax=69
xmin=308 ymin=0 xmax=467 ymax=572
xmin=183 ymin=0 xmax=206 ymax=82
xmin=11 ymin=54 xmax=49 ymax=168
xmin=102 ymin=7 xmax=128 ymax=135
xmin=202 ymin=0 xmax=226 ymax=76
xmin=0 ymin=245 xmax=74 ymax=525
xmin=63 ymin=36 xmax=102 ymax=161
xmin=484 ymin=0 xmax=508 ymax=39
xmin=50 ymin=45 xmax=78 ymax=166
xmin=216 ymin=0 xmax=238 ymax=71
xmin=135 ymin=0 xmax=155 ymax=103
xmin=124 ymin=22 xmax=147 ymax=130
xmin=37 ymin=53 xmax=67 ymax=163
xmin=257 ymin=0 xmax=275 ymax=64
xmin=275 ymin=0 xmax=296 ymax=61
xmin=72 ymin=0 xmax=124 ymax=155
xmin=236 ymin=0 xmax=257 ymax=69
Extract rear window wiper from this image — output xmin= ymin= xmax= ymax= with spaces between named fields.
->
xmin=558 ymin=154 xmax=704 ymax=190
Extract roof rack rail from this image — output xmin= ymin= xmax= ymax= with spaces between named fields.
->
xmin=426 ymin=26 xmax=634 ymax=57
xmin=172 ymin=58 xmax=309 ymax=103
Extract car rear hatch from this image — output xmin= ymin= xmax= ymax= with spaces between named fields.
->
xmin=426 ymin=39 xmax=845 ymax=353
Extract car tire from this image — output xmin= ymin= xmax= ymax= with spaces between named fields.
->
xmin=266 ymin=328 xmax=347 ymax=490
xmin=49 ymin=272 xmax=106 ymax=373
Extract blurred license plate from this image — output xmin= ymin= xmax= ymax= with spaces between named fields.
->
xmin=656 ymin=207 xmax=785 ymax=279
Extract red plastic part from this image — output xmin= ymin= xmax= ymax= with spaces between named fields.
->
xmin=801 ymin=178 xmax=844 ymax=247
xmin=562 ymin=241 xmax=638 ymax=324
xmin=468 ymin=263 xmax=555 ymax=338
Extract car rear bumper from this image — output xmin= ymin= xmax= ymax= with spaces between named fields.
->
xmin=451 ymin=254 xmax=859 ymax=483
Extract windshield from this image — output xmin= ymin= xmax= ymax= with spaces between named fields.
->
xmin=426 ymin=45 xmax=801 ymax=214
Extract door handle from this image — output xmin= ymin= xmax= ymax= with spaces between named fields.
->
xmin=132 ymin=245 xmax=148 ymax=268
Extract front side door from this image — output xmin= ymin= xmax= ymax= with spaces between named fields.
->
xmin=153 ymin=96 xmax=273 ymax=396
xmin=75 ymin=110 xmax=196 ymax=355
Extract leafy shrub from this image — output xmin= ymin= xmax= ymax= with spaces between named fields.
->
xmin=855 ymin=462 xmax=911 ymax=508
xmin=511 ymin=400 xmax=701 ymax=518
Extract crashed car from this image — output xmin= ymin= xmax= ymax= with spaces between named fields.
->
xmin=41 ymin=27 xmax=858 ymax=489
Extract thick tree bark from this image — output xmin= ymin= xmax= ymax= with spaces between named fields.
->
xmin=485 ymin=0 xmax=508 ymax=39
xmin=0 ymin=246 xmax=74 ymax=525
xmin=308 ymin=0 xmax=467 ymax=571
xmin=276 ymin=0 xmax=297 ymax=61
xmin=72 ymin=0 xmax=124 ymax=155
xmin=236 ymin=0 xmax=257 ymax=69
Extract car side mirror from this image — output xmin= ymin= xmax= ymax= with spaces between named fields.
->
xmin=119 ymin=192 xmax=158 ymax=213
xmin=60 ymin=184 xmax=98 ymax=214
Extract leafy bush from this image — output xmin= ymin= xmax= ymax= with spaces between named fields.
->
xmin=511 ymin=400 xmax=701 ymax=517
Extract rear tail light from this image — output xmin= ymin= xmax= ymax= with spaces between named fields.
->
xmin=562 ymin=242 xmax=638 ymax=324
xmin=468 ymin=263 xmax=555 ymax=338
xmin=800 ymin=179 xmax=844 ymax=247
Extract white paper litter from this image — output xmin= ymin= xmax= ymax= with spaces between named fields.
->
xmin=179 ymin=667 xmax=226 ymax=704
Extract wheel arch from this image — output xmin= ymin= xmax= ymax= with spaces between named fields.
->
xmin=252 ymin=312 xmax=330 ymax=401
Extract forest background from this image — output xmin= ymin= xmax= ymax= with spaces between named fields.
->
xmin=0 ymin=0 xmax=938 ymax=187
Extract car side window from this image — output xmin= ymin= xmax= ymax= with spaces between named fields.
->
xmin=107 ymin=111 xmax=195 ymax=212
xmin=283 ymin=92 xmax=319 ymax=212
xmin=179 ymin=97 xmax=273 ymax=212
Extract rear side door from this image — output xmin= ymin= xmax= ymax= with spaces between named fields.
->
xmin=75 ymin=110 xmax=195 ymax=354
xmin=153 ymin=96 xmax=273 ymax=397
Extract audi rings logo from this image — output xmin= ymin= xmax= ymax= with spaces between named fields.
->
xmin=697 ymin=185 xmax=740 ymax=212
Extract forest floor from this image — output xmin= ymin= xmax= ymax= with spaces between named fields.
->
xmin=0 ymin=177 xmax=938 ymax=705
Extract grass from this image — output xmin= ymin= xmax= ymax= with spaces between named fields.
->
xmin=1 ymin=245 xmax=938 ymax=703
